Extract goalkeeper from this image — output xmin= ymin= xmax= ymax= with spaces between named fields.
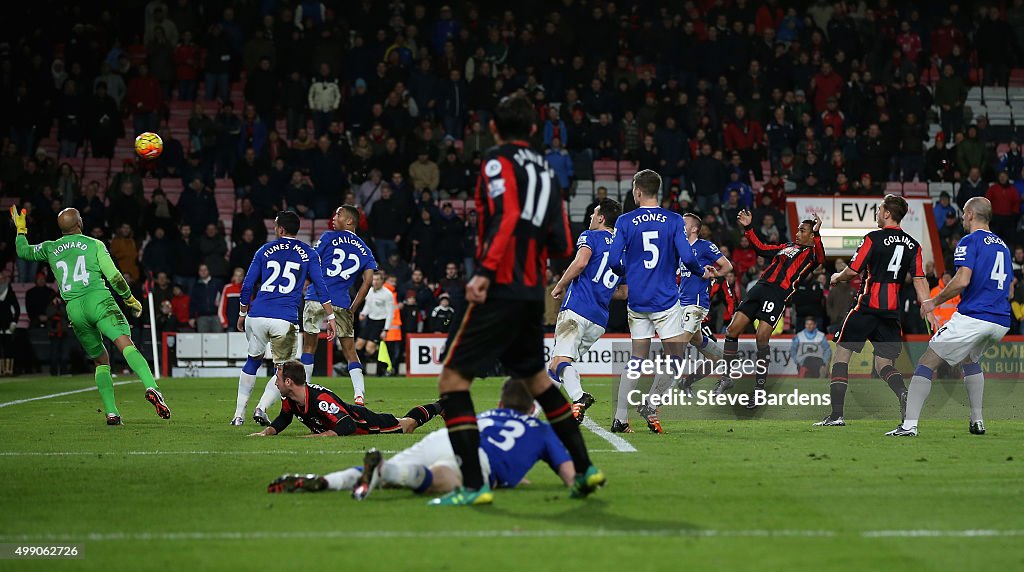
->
xmin=10 ymin=205 xmax=171 ymax=425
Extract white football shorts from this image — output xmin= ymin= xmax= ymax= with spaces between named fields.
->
xmin=389 ymin=428 xmax=492 ymax=486
xmin=552 ymin=309 xmax=606 ymax=361
xmin=245 ymin=316 xmax=299 ymax=364
xmin=929 ymin=312 xmax=1010 ymax=366
xmin=627 ymin=303 xmax=685 ymax=340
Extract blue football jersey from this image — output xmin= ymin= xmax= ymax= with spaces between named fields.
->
xmin=313 ymin=230 xmax=378 ymax=309
xmin=560 ymin=229 xmax=620 ymax=327
xmin=953 ymin=230 xmax=1012 ymax=327
xmin=678 ymin=238 xmax=724 ymax=309
xmin=608 ymin=206 xmax=704 ymax=313
xmin=478 ymin=408 xmax=571 ymax=489
xmin=240 ymin=237 xmax=332 ymax=323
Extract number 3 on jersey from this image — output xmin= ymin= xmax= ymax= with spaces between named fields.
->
xmin=261 ymin=260 xmax=301 ymax=293
xmin=477 ymin=417 xmax=525 ymax=451
xmin=55 ymin=255 xmax=89 ymax=292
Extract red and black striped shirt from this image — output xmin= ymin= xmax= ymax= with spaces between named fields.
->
xmin=270 ymin=383 xmax=401 ymax=436
xmin=848 ymin=226 xmax=924 ymax=317
xmin=475 ymin=141 xmax=573 ymax=300
xmin=704 ymin=278 xmax=737 ymax=323
xmin=745 ymin=228 xmax=826 ymax=295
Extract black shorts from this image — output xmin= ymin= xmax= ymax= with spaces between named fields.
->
xmin=360 ymin=319 xmax=386 ymax=341
xmin=834 ymin=310 xmax=903 ymax=359
xmin=442 ymin=298 xmax=545 ymax=380
xmin=349 ymin=404 xmax=402 ymax=434
xmin=736 ymin=282 xmax=787 ymax=326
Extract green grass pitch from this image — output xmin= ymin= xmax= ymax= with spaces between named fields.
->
xmin=0 ymin=373 xmax=1022 ymax=571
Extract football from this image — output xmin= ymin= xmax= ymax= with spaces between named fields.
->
xmin=134 ymin=132 xmax=164 ymax=159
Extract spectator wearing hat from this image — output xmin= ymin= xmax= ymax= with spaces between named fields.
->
xmin=427 ymin=292 xmax=455 ymax=333
xmin=933 ymin=191 xmax=960 ymax=227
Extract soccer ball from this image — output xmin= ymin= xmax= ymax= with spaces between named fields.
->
xmin=135 ymin=132 xmax=164 ymax=159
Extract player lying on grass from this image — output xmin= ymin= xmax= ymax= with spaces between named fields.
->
xmin=248 ymin=360 xmax=442 ymax=437
xmin=714 ymin=210 xmax=824 ymax=410
xmin=267 ymin=378 xmax=575 ymax=499
xmin=887 ymin=198 xmax=1012 ymax=437
xmin=10 ymin=205 xmax=170 ymax=425
xmin=548 ymin=197 xmax=628 ymax=425
xmin=296 ymin=205 xmax=375 ymax=405
xmin=816 ymin=194 xmax=938 ymax=427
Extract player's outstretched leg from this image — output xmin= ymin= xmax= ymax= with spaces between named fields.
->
xmin=233 ymin=356 xmax=262 ymax=425
xmin=114 ymin=337 xmax=170 ymax=420
xmin=528 ymin=372 xmax=605 ymax=499
xmin=962 ymin=362 xmax=986 ymax=434
xmin=352 ymin=448 xmax=385 ymax=500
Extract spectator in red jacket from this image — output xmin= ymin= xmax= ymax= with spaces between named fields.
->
xmin=896 ymin=21 xmax=923 ymax=65
xmin=810 ymin=61 xmax=843 ymax=113
xmin=930 ymin=14 xmax=967 ymax=63
xmin=724 ymin=105 xmax=765 ymax=181
xmin=170 ymin=284 xmax=191 ymax=328
xmin=986 ymin=170 xmax=1022 ymax=239
xmin=731 ymin=234 xmax=758 ymax=278
xmin=126 ymin=64 xmax=163 ymax=135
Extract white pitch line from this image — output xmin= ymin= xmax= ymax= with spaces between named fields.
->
xmin=0 ymin=448 xmax=625 ymax=458
xmin=2 ymin=528 xmax=1022 ymax=543
xmin=582 ymin=417 xmax=637 ymax=453
xmin=0 ymin=381 xmax=137 ymax=409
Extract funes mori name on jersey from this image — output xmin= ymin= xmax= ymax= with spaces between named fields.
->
xmin=49 ymin=240 xmax=90 ymax=256
xmin=631 ymin=211 xmax=668 ymax=225
xmin=263 ymin=241 xmax=310 ymax=261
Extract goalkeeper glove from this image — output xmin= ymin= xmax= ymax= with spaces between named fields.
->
xmin=125 ymin=296 xmax=144 ymax=318
xmin=9 ymin=205 xmax=27 ymax=234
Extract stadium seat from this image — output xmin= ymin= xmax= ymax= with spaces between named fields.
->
xmin=884 ymin=181 xmax=904 ymax=195
xmin=617 ymin=160 xmax=638 ymax=177
xmin=593 ymin=160 xmax=618 ymax=179
xmin=902 ymin=182 xmax=929 ymax=198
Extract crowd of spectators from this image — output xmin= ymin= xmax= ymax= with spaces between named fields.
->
xmin=3 ymin=0 xmax=1024 ymax=351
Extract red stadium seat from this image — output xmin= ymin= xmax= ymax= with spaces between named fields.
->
xmin=593 ymin=160 xmax=618 ymax=178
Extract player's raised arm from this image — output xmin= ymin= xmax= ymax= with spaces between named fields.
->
xmin=11 ymin=205 xmax=49 ymax=262
xmin=738 ymin=209 xmax=786 ymax=254
xmin=552 ymin=234 xmax=594 ymax=299
xmin=811 ymin=214 xmax=826 ymax=265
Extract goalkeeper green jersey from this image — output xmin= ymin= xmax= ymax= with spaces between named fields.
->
xmin=15 ymin=234 xmax=131 ymax=301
